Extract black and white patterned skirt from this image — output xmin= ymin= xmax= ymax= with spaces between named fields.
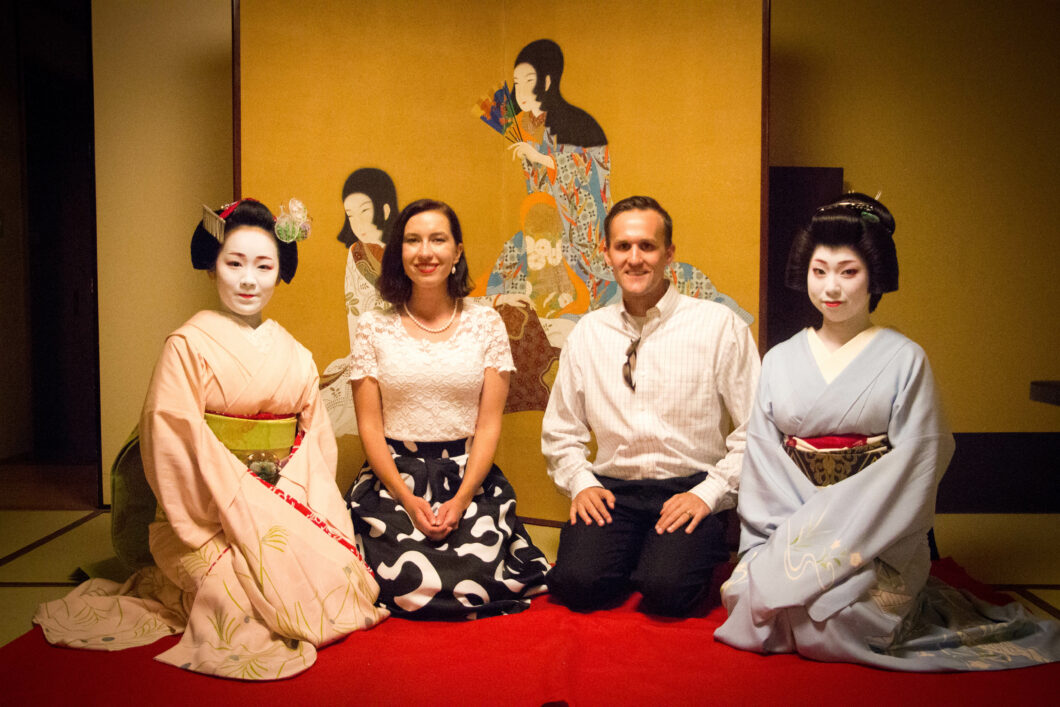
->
xmin=346 ymin=438 xmax=549 ymax=620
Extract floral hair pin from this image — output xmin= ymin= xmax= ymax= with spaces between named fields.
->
xmin=275 ymin=198 xmax=312 ymax=243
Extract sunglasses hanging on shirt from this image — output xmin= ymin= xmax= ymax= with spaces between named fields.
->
xmin=623 ymin=337 xmax=640 ymax=391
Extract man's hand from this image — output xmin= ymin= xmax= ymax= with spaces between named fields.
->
xmin=656 ymin=492 xmax=710 ymax=534
xmin=570 ymin=487 xmax=616 ymax=526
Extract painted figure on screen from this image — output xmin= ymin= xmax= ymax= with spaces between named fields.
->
xmin=476 ymin=38 xmax=751 ymax=362
xmin=337 ymin=167 xmax=399 ymax=339
xmin=321 ymin=168 xmax=400 ymax=436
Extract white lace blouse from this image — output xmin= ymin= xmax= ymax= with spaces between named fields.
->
xmin=349 ymin=300 xmax=516 ymax=441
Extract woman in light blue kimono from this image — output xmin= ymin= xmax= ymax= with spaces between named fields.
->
xmin=715 ymin=193 xmax=1059 ymax=670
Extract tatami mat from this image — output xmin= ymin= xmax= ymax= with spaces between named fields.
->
xmin=1035 ymin=589 xmax=1060 ymax=608
xmin=998 ymin=592 xmax=1055 ymax=621
xmin=0 ymin=511 xmax=95 ymax=560
xmin=0 ymin=513 xmax=112 ymax=583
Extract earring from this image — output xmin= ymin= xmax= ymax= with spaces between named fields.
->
xmin=451 ymin=265 xmax=456 ymax=275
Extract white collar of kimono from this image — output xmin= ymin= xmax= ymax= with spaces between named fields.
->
xmin=216 ymin=310 xmax=277 ymax=354
xmin=807 ymin=325 xmax=882 ymax=384
xmin=620 ymin=282 xmax=680 ymax=334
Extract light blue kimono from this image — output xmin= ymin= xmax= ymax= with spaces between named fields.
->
xmin=715 ymin=327 xmax=1060 ymax=671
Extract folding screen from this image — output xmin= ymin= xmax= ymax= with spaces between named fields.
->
xmin=239 ymin=0 xmax=765 ymax=521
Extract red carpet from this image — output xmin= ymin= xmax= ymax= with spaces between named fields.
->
xmin=2 ymin=559 xmax=1055 ymax=705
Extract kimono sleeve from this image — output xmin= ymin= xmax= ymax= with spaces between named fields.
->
xmin=279 ymin=346 xmax=353 ymax=537
xmin=139 ymin=334 xmax=232 ymax=549
xmin=292 ymin=346 xmax=338 ymax=481
xmin=740 ymin=342 xmax=955 ymax=624
xmin=733 ymin=355 xmax=795 ymax=554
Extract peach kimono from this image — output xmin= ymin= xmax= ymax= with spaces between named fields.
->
xmin=35 ymin=310 xmax=388 ymax=679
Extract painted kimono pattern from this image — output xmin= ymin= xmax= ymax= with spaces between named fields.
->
xmin=715 ymin=327 xmax=1060 ymax=670
xmin=346 ymin=241 xmax=386 ymax=331
xmin=485 ymin=117 xmax=751 ymax=345
xmin=34 ymin=311 xmax=388 ymax=679
xmin=321 ymin=241 xmax=388 ymax=437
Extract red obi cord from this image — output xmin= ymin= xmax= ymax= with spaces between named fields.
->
xmin=786 ymin=434 xmax=869 ymax=450
xmin=205 ymin=410 xmax=296 ymax=420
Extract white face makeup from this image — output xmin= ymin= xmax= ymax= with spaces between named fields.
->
xmin=214 ymin=226 xmax=280 ymax=327
xmin=513 ymin=62 xmax=543 ymax=114
xmin=401 ymin=209 xmax=462 ymax=294
xmin=343 ymin=192 xmax=384 ymax=246
xmin=807 ymin=245 xmax=871 ymax=326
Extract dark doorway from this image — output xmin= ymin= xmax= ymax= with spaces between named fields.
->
xmin=1 ymin=0 xmax=100 ymax=508
xmin=764 ymin=166 xmax=844 ymax=352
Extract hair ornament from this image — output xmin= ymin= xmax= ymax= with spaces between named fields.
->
xmin=275 ymin=198 xmax=312 ymax=243
xmin=816 ymin=194 xmax=892 ymax=232
xmin=200 ymin=199 xmax=255 ymax=243
xmin=201 ymin=204 xmax=226 ymax=243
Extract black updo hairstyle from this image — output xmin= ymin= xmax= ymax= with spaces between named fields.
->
xmin=190 ymin=199 xmax=299 ymax=283
xmin=377 ymin=198 xmax=472 ymax=306
xmin=785 ymin=192 xmax=898 ymax=312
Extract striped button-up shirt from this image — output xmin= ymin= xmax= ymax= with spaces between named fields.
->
xmin=542 ymin=284 xmax=760 ymax=512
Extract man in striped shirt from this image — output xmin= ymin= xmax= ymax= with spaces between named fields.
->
xmin=542 ymin=195 xmax=760 ymax=616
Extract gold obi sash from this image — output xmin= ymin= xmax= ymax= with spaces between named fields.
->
xmin=783 ymin=434 xmax=889 ymax=487
xmin=204 ymin=411 xmax=298 ymax=484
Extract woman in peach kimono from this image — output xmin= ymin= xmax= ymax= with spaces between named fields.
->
xmin=35 ymin=199 xmax=387 ymax=680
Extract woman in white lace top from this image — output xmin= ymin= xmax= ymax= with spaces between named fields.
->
xmin=346 ymin=198 xmax=549 ymax=619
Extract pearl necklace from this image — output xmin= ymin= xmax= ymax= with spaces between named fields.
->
xmin=403 ymin=300 xmax=459 ymax=333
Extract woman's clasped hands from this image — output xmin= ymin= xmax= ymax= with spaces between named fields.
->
xmin=400 ymin=492 xmax=470 ymax=542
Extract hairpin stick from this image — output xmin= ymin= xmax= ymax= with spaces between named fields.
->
xmin=201 ymin=204 xmax=225 ymax=243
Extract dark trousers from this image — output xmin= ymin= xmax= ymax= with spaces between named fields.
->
xmin=548 ymin=474 xmax=729 ymax=617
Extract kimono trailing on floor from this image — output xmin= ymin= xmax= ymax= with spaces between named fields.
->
xmin=34 ymin=310 xmax=388 ymax=680
xmin=715 ymin=327 xmax=1060 ymax=671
